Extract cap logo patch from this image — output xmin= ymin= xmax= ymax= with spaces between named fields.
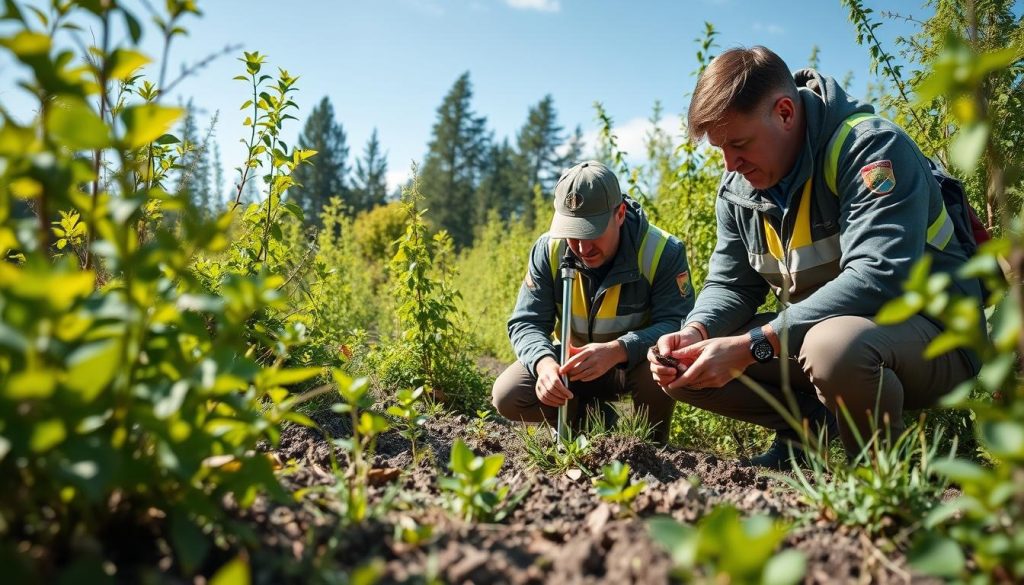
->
xmin=860 ymin=160 xmax=896 ymax=195
xmin=563 ymin=191 xmax=584 ymax=212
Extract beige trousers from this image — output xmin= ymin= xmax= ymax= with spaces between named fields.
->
xmin=663 ymin=314 xmax=975 ymax=452
xmin=491 ymin=352 xmax=676 ymax=444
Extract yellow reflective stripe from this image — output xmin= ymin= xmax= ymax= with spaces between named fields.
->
xmin=763 ymin=217 xmax=784 ymax=260
xmin=638 ymin=224 xmax=669 ymax=283
xmin=596 ymin=283 xmax=620 ymax=319
xmin=571 ymin=274 xmax=587 ymax=318
xmin=826 ymin=112 xmax=877 ymax=195
xmin=548 ymin=238 xmax=564 ymax=281
xmin=789 ymin=180 xmax=814 ymax=250
xmin=927 ymin=204 xmax=954 ymax=250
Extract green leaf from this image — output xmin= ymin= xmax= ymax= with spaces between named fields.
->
xmin=761 ymin=549 xmax=806 ymax=585
xmin=263 ymin=366 xmax=321 ymax=388
xmin=0 ymin=30 xmax=50 ymax=56
xmin=47 ymin=96 xmax=111 ymax=150
xmin=480 ymin=453 xmax=504 ymax=479
xmin=209 ymin=556 xmax=249 ymax=585
xmin=923 ymin=331 xmax=968 ymax=359
xmin=908 ymin=532 xmax=964 ymax=578
xmin=648 ymin=516 xmax=696 ymax=566
xmin=108 ymin=48 xmax=150 ymax=81
xmin=121 ymin=104 xmax=183 ymax=148
xmin=282 ymin=202 xmax=304 ymax=222
xmin=980 ymin=420 xmax=1024 ymax=459
xmin=30 ymin=419 xmax=66 ymax=452
xmin=65 ymin=340 xmax=121 ymax=403
xmin=875 ymin=295 xmax=921 ymax=325
xmin=990 ymin=293 xmax=1022 ymax=352
xmin=0 ymin=435 xmax=11 ymax=462
xmin=6 ymin=369 xmax=57 ymax=399
xmin=978 ymin=353 xmax=1015 ymax=394
xmin=950 ymin=123 xmax=988 ymax=174
xmin=450 ymin=440 xmax=471 ymax=474
xmin=155 ymin=133 xmax=180 ymax=145
xmin=1 ymin=0 xmax=25 ymax=23
xmin=170 ymin=511 xmax=210 ymax=575
xmin=931 ymin=458 xmax=988 ymax=484
xmin=121 ymin=9 xmax=142 ymax=43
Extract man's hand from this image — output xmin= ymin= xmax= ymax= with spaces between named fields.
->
xmin=648 ymin=327 xmax=704 ymax=386
xmin=665 ymin=334 xmax=754 ymax=391
xmin=535 ymin=356 xmax=573 ymax=407
xmin=559 ymin=341 xmax=626 ymax=382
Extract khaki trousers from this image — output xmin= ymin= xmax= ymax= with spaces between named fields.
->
xmin=663 ymin=314 xmax=975 ymax=452
xmin=491 ymin=353 xmax=676 ymax=444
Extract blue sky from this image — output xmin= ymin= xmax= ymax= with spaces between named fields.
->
xmin=1 ymin=0 xmax=931 ymax=194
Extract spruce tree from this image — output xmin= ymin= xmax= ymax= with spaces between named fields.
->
xmin=563 ymin=124 xmax=586 ymax=168
xmin=289 ymin=96 xmax=349 ymax=223
xmin=516 ymin=95 xmax=566 ymax=196
xmin=475 ymin=139 xmax=523 ymax=224
xmin=352 ymin=128 xmax=388 ymax=210
xmin=174 ymin=101 xmax=215 ymax=215
xmin=212 ymin=139 xmax=225 ymax=212
xmin=419 ymin=72 xmax=489 ymax=248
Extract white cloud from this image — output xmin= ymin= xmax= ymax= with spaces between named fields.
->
xmin=504 ymin=0 xmax=561 ymax=13
xmin=560 ymin=114 xmax=685 ymax=166
xmin=386 ymin=168 xmax=412 ymax=191
xmin=752 ymin=22 xmax=785 ymax=35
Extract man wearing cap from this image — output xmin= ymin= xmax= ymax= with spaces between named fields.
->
xmin=492 ymin=160 xmax=694 ymax=444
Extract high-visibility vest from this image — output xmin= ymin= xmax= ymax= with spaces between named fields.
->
xmin=547 ymin=224 xmax=672 ymax=344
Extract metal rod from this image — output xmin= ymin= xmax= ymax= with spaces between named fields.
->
xmin=557 ymin=249 xmax=577 ymax=443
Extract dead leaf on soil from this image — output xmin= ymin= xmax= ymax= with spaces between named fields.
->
xmin=368 ymin=467 xmax=401 ymax=485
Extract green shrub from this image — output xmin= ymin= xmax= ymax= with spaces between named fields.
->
xmin=0 ymin=4 xmax=319 ymax=580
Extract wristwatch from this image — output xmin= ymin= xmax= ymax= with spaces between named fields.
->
xmin=748 ymin=327 xmax=775 ymax=363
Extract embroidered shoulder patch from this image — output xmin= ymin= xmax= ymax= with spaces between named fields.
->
xmin=675 ymin=272 xmax=691 ymax=298
xmin=524 ymin=271 xmax=537 ymax=291
xmin=860 ymin=160 xmax=896 ymax=195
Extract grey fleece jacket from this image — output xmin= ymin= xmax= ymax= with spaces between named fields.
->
xmin=686 ymin=69 xmax=983 ymax=371
xmin=508 ymin=198 xmax=694 ymax=377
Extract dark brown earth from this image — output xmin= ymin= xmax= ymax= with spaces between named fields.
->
xmin=226 ymin=402 xmax=944 ymax=585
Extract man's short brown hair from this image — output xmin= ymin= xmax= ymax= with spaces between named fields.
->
xmin=687 ymin=46 xmax=798 ymax=143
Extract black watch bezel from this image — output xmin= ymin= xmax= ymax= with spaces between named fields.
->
xmin=748 ymin=327 xmax=774 ymax=364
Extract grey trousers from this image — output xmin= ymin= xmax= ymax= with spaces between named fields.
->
xmin=663 ymin=314 xmax=975 ymax=452
xmin=491 ymin=355 xmax=676 ymax=444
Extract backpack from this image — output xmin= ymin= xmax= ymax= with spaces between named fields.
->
xmin=824 ymin=112 xmax=992 ymax=260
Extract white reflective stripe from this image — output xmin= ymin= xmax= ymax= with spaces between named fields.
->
xmin=750 ymin=234 xmax=840 ymax=276
xmin=749 ymin=252 xmax=784 ymax=275
xmin=590 ymin=311 xmax=648 ymax=335
xmin=787 ymin=234 xmax=841 ymax=272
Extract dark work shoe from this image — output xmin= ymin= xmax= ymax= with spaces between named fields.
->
xmin=749 ymin=429 xmax=808 ymax=471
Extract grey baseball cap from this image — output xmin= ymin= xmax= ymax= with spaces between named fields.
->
xmin=549 ymin=160 xmax=623 ymax=239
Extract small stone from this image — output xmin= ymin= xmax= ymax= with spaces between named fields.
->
xmin=586 ymin=503 xmax=612 ymax=536
xmin=565 ymin=468 xmax=583 ymax=481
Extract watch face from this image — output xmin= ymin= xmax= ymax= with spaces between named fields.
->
xmin=752 ymin=340 xmax=774 ymax=363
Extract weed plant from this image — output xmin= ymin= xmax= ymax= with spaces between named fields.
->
xmin=777 ymin=417 xmax=953 ymax=537
xmin=439 ymin=439 xmax=522 ymax=522
xmin=648 ymin=505 xmax=806 ymax=585
xmin=594 ymin=460 xmax=646 ymax=517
